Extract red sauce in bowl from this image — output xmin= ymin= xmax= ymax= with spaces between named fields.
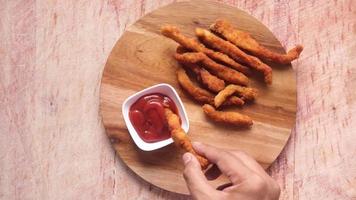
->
xmin=129 ymin=93 xmax=180 ymax=143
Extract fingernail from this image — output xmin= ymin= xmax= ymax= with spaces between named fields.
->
xmin=182 ymin=153 xmax=191 ymax=165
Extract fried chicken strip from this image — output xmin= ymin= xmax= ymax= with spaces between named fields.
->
xmin=164 ymin=108 xmax=210 ymax=169
xmin=161 ymin=25 xmax=250 ymax=74
xmin=176 ymin=68 xmax=244 ymax=106
xmin=195 ymin=28 xmax=272 ymax=84
xmin=199 ymin=68 xmax=226 ymax=92
xmin=175 ymin=52 xmax=249 ymax=86
xmin=180 ymin=62 xmax=201 ymax=77
xmin=176 ymin=67 xmax=214 ymax=104
xmin=177 ymin=46 xmax=225 ymax=92
xmin=182 ymin=62 xmax=225 ymax=93
xmin=226 ymin=96 xmax=245 ymax=107
xmin=202 ymin=104 xmax=253 ymax=126
xmin=214 ymin=84 xmax=258 ymax=108
xmin=210 ymin=19 xmax=303 ymax=64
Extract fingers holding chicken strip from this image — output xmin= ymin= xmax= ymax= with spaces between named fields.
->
xmin=202 ymin=104 xmax=253 ymax=127
xmin=195 ymin=28 xmax=272 ymax=84
xmin=164 ymin=108 xmax=210 ymax=169
xmin=210 ymin=19 xmax=303 ymax=64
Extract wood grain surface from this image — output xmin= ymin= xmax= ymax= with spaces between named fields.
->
xmin=100 ymin=0 xmax=296 ymax=194
xmin=0 ymin=0 xmax=355 ymax=199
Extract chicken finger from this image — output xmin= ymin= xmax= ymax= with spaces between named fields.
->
xmin=214 ymin=84 xmax=258 ymax=108
xmin=161 ymin=25 xmax=250 ymax=74
xmin=182 ymin=62 xmax=226 ymax=93
xmin=195 ymin=28 xmax=272 ymax=84
xmin=202 ymin=104 xmax=253 ymax=126
xmin=175 ymin=52 xmax=249 ymax=86
xmin=200 ymin=68 xmax=225 ymax=92
xmin=176 ymin=68 xmax=244 ymax=106
xmin=164 ymin=108 xmax=210 ymax=169
xmin=177 ymin=46 xmax=225 ymax=92
xmin=210 ymin=19 xmax=303 ymax=64
xmin=176 ymin=67 xmax=214 ymax=104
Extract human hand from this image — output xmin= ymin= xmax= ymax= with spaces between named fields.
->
xmin=182 ymin=142 xmax=280 ymax=200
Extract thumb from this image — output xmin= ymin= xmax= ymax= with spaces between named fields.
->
xmin=182 ymin=153 xmax=214 ymax=196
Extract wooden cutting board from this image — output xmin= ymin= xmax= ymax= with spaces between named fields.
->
xmin=100 ymin=0 xmax=296 ymax=195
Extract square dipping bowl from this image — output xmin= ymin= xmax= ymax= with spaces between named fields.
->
xmin=122 ymin=83 xmax=189 ymax=151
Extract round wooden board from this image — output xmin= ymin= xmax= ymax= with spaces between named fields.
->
xmin=100 ymin=0 xmax=296 ymax=195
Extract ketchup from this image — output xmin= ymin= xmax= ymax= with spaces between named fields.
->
xmin=129 ymin=93 xmax=180 ymax=143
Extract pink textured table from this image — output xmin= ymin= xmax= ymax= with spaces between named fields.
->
xmin=0 ymin=0 xmax=355 ymax=199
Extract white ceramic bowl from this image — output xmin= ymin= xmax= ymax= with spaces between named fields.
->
xmin=122 ymin=83 xmax=189 ymax=151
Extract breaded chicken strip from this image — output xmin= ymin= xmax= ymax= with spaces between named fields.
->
xmin=181 ymin=62 xmax=225 ymax=93
xmin=161 ymin=25 xmax=250 ymax=74
xmin=214 ymin=84 xmax=258 ymax=108
xmin=176 ymin=67 xmax=214 ymax=104
xmin=225 ymin=96 xmax=245 ymax=107
xmin=200 ymin=68 xmax=225 ymax=92
xmin=176 ymin=46 xmax=225 ymax=92
xmin=175 ymin=52 xmax=249 ymax=86
xmin=195 ymin=28 xmax=272 ymax=84
xmin=176 ymin=68 xmax=244 ymax=106
xmin=202 ymin=104 xmax=253 ymax=126
xmin=164 ymin=108 xmax=210 ymax=169
xmin=210 ymin=19 xmax=303 ymax=64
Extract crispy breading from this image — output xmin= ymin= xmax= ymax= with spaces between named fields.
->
xmin=214 ymin=84 xmax=258 ymax=108
xmin=161 ymin=25 xmax=250 ymax=74
xmin=202 ymin=104 xmax=253 ymax=126
xmin=175 ymin=52 xmax=249 ymax=86
xmin=176 ymin=67 xmax=214 ymax=104
xmin=161 ymin=25 xmax=205 ymax=52
xmin=176 ymin=68 xmax=244 ymax=106
xmin=195 ymin=28 xmax=272 ymax=84
xmin=164 ymin=108 xmax=210 ymax=169
xmin=177 ymin=46 xmax=225 ymax=92
xmin=224 ymin=96 xmax=245 ymax=107
xmin=181 ymin=62 xmax=202 ymax=77
xmin=210 ymin=19 xmax=303 ymax=64
xmin=182 ymin=63 xmax=225 ymax=93
xmin=199 ymin=68 xmax=225 ymax=92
